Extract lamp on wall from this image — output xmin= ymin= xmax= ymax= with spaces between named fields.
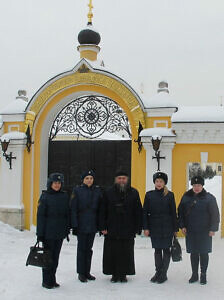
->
xmin=25 ymin=125 xmax=34 ymax=152
xmin=151 ymin=135 xmax=165 ymax=171
xmin=1 ymin=139 xmax=16 ymax=169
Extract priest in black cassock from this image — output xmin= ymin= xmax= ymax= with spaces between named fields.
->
xmin=99 ymin=171 xmax=142 ymax=283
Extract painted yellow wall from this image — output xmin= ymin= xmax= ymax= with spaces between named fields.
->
xmin=173 ymin=144 xmax=224 ymax=237
xmin=4 ymin=122 xmax=24 ymax=133
xmin=23 ymin=149 xmax=32 ymax=229
xmin=26 ymin=85 xmax=146 ymax=227
xmin=144 ymin=115 xmax=171 ymax=128
xmin=80 ymin=50 xmax=97 ymax=61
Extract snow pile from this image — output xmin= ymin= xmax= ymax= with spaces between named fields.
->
xmin=143 ymin=91 xmax=178 ymax=109
xmin=140 ymin=127 xmax=176 ymax=137
xmin=0 ymin=131 xmax=26 ymax=142
xmin=172 ymin=106 xmax=224 ymax=123
xmin=0 ymin=98 xmax=27 ymax=115
xmin=0 ymin=221 xmax=23 ymax=235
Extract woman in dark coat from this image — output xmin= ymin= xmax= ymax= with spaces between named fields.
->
xmin=143 ymin=172 xmax=178 ymax=284
xmin=178 ymin=175 xmax=220 ymax=285
xmin=70 ymin=170 xmax=102 ymax=283
xmin=36 ymin=173 xmax=70 ymax=289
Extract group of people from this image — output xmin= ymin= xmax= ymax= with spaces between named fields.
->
xmin=36 ymin=170 xmax=220 ymax=289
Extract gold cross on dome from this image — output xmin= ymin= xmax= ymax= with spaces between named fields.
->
xmin=88 ymin=0 xmax=93 ymax=24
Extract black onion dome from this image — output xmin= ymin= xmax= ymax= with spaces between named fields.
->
xmin=78 ymin=24 xmax=101 ymax=45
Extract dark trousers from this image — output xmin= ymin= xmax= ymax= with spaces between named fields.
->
xmin=77 ymin=233 xmax=95 ymax=275
xmin=190 ymin=253 xmax=209 ymax=274
xmin=154 ymin=248 xmax=171 ymax=274
xmin=42 ymin=239 xmax=63 ymax=286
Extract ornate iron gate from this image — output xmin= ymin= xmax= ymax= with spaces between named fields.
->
xmin=48 ymin=95 xmax=132 ymax=194
xmin=49 ymin=95 xmax=131 ymax=140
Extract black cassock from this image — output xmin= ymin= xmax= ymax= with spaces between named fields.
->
xmin=99 ymin=185 xmax=142 ymax=276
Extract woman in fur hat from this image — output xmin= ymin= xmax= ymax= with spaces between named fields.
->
xmin=143 ymin=172 xmax=178 ymax=283
xmin=178 ymin=175 xmax=220 ymax=285
xmin=36 ymin=173 xmax=70 ymax=289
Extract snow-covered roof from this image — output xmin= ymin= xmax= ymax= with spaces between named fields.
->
xmin=0 ymin=131 xmax=26 ymax=142
xmin=0 ymin=93 xmax=28 ymax=115
xmin=0 ymin=115 xmax=3 ymax=128
xmin=172 ymin=106 xmax=224 ymax=123
xmin=140 ymin=127 xmax=176 ymax=137
xmin=143 ymin=90 xmax=178 ymax=109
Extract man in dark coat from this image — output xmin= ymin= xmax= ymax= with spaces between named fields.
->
xmin=99 ymin=171 xmax=142 ymax=283
xmin=70 ymin=170 xmax=102 ymax=283
xmin=36 ymin=173 xmax=70 ymax=289
xmin=178 ymin=175 xmax=220 ymax=285
xmin=143 ymin=172 xmax=178 ymax=283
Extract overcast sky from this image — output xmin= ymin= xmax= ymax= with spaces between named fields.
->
xmin=1 ymin=0 xmax=224 ymax=110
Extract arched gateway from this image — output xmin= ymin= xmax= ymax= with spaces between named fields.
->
xmin=24 ymin=59 xmax=146 ymax=229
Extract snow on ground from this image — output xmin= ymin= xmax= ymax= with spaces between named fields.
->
xmin=0 ymin=222 xmax=224 ymax=300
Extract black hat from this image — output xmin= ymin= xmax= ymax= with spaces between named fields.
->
xmin=47 ymin=173 xmax=64 ymax=189
xmin=115 ymin=170 xmax=129 ymax=177
xmin=153 ymin=172 xmax=168 ymax=185
xmin=191 ymin=176 xmax=204 ymax=186
xmin=81 ymin=170 xmax=95 ymax=180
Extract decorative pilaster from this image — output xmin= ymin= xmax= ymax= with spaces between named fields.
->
xmin=0 ymin=137 xmax=26 ymax=230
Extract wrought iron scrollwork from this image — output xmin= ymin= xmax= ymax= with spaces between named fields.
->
xmin=49 ymin=95 xmax=131 ymax=140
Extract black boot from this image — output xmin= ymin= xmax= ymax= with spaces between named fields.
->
xmin=150 ymin=272 xmax=160 ymax=283
xmin=151 ymin=251 xmax=162 ymax=283
xmin=86 ymin=273 xmax=96 ymax=280
xmin=189 ymin=253 xmax=199 ymax=283
xmin=200 ymin=273 xmax=207 ymax=285
xmin=78 ymin=274 xmax=88 ymax=283
xmin=120 ymin=275 xmax=128 ymax=283
xmin=157 ymin=249 xmax=170 ymax=284
xmin=189 ymin=273 xmax=199 ymax=283
xmin=54 ymin=282 xmax=60 ymax=288
xmin=42 ymin=283 xmax=54 ymax=289
xmin=200 ymin=254 xmax=208 ymax=285
xmin=111 ymin=275 xmax=118 ymax=283
xmin=157 ymin=273 xmax=168 ymax=284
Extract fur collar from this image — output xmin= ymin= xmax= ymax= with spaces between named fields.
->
xmin=185 ymin=188 xmax=207 ymax=198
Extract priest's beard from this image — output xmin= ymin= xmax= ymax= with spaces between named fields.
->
xmin=115 ymin=182 xmax=128 ymax=193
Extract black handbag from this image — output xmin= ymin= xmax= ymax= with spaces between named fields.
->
xmin=26 ymin=241 xmax=53 ymax=269
xmin=171 ymin=236 xmax=182 ymax=262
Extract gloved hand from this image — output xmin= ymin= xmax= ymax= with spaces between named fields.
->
xmin=72 ymin=228 xmax=78 ymax=236
xmin=37 ymin=236 xmax=44 ymax=242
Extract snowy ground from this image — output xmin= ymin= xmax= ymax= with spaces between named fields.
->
xmin=1 ymin=222 xmax=224 ymax=300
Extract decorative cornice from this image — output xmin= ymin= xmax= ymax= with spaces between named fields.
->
xmin=29 ymin=71 xmax=145 ymax=129
xmin=173 ymin=123 xmax=224 ymax=144
xmin=146 ymin=107 xmax=177 ymax=117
